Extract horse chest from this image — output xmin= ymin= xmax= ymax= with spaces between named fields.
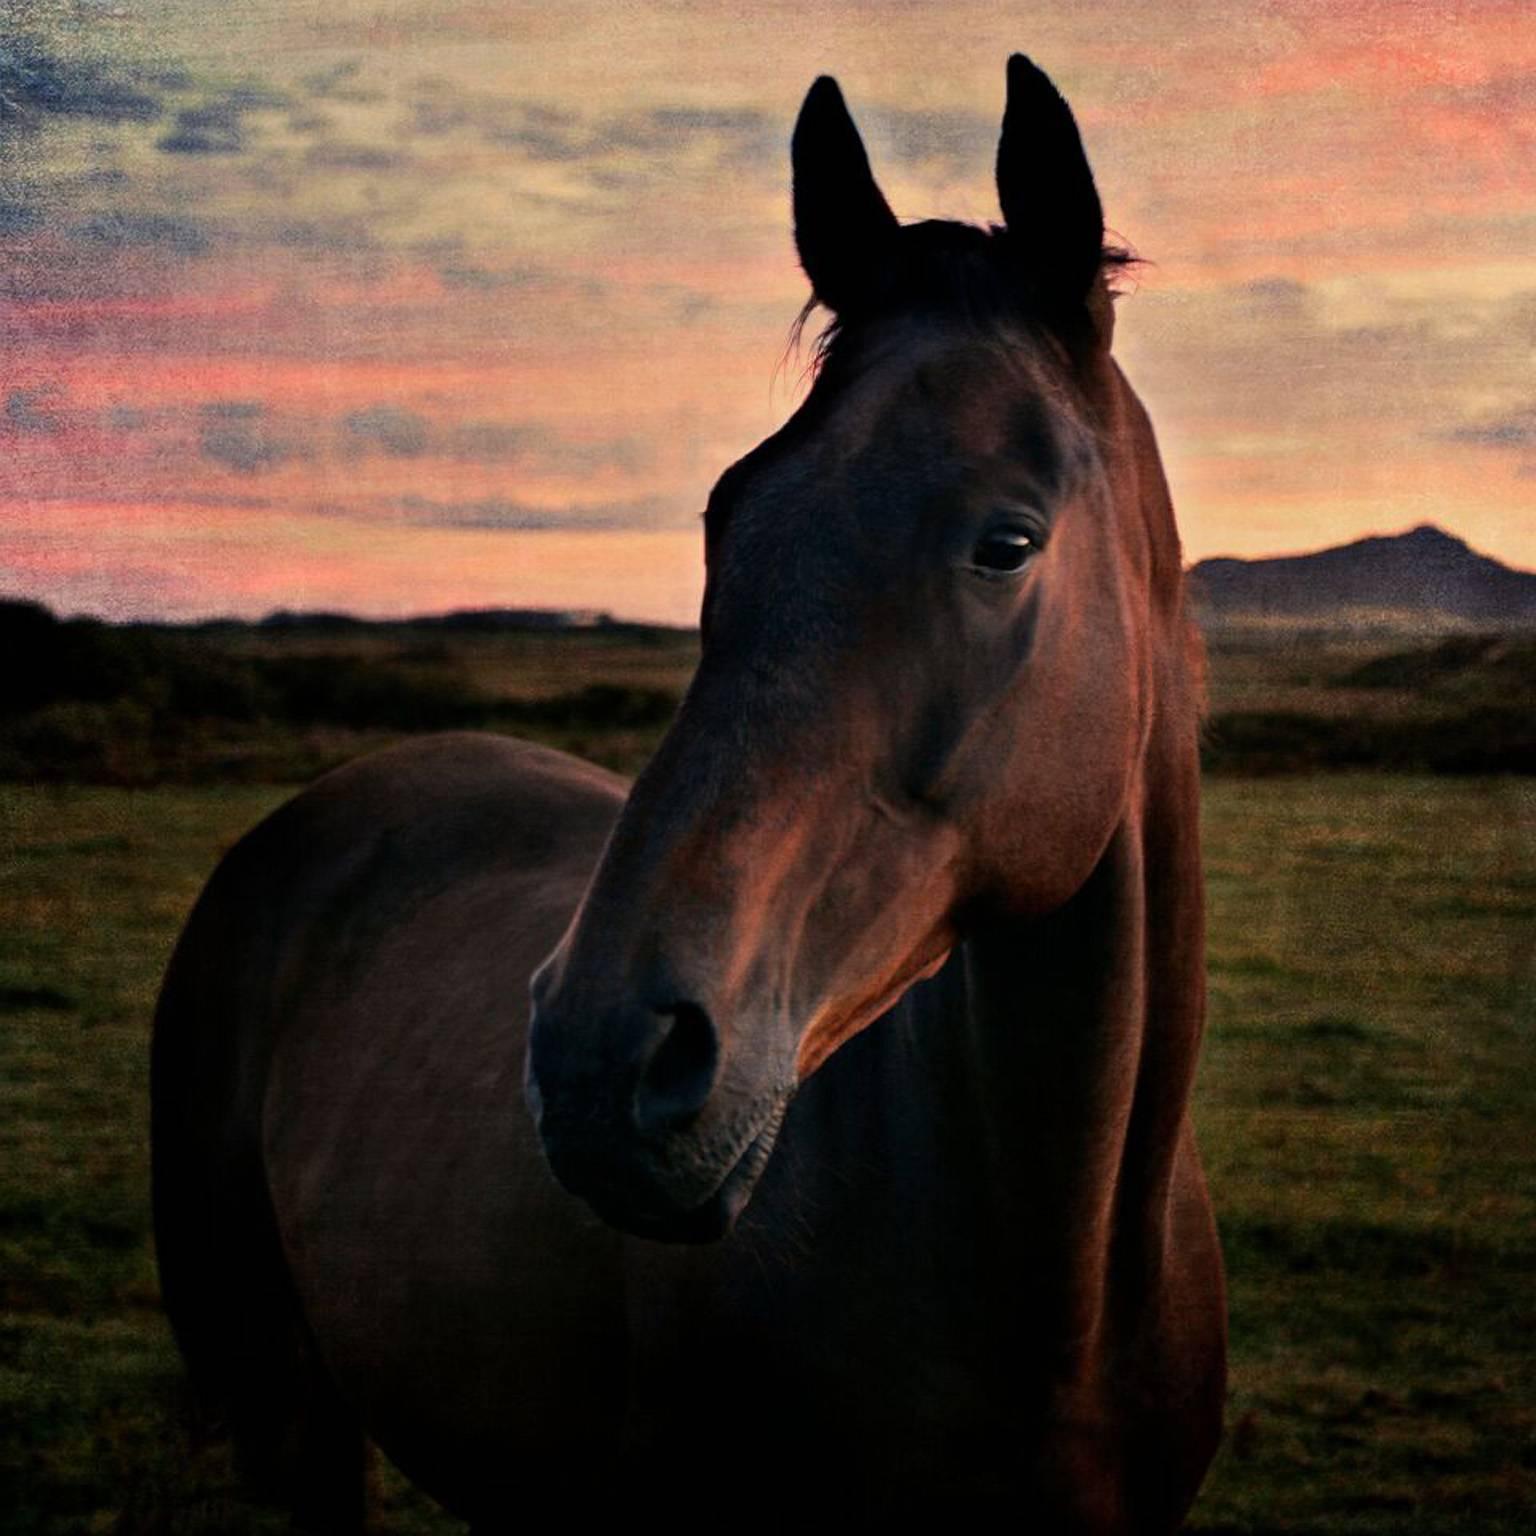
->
xmin=618 ymin=1029 xmax=1077 ymax=1468
xmin=620 ymin=1229 xmax=1117 ymax=1518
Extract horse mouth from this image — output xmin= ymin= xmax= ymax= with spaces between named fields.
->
xmin=578 ymin=1099 xmax=788 ymax=1245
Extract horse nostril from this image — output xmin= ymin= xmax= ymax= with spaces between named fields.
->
xmin=633 ymin=1001 xmax=720 ymax=1135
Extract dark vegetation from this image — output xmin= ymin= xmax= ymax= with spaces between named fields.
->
xmin=1199 ymin=625 xmax=1536 ymax=775
xmin=3 ymin=599 xmax=1533 ymax=785
xmin=0 ymin=601 xmax=693 ymax=784
xmin=1202 ymin=703 xmax=1536 ymax=776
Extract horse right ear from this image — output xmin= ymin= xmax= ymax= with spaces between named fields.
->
xmin=996 ymin=54 xmax=1105 ymax=317
xmin=792 ymin=76 xmax=899 ymax=314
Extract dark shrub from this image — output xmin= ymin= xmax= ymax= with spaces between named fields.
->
xmin=254 ymin=655 xmax=488 ymax=731
xmin=0 ymin=607 xmax=148 ymax=716
xmin=503 ymin=684 xmax=679 ymax=731
xmin=1335 ymin=634 xmax=1502 ymax=689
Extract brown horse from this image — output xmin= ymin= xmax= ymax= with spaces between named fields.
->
xmin=152 ymin=56 xmax=1225 ymax=1533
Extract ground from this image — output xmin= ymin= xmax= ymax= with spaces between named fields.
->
xmin=0 ymin=736 xmax=1531 ymax=1531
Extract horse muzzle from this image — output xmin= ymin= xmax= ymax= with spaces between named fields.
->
xmin=525 ymin=981 xmax=792 ymax=1243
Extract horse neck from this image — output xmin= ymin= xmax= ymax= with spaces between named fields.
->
xmin=944 ymin=653 xmax=1205 ymax=1339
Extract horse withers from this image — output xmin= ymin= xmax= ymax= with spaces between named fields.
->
xmin=152 ymin=55 xmax=1225 ymax=1532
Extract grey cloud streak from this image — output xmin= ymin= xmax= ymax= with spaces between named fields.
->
xmin=401 ymin=81 xmax=1000 ymax=191
xmin=0 ymin=43 xmax=163 ymax=127
xmin=391 ymin=494 xmax=677 ymax=531
xmin=199 ymin=402 xmax=300 ymax=475
xmin=134 ymin=394 xmax=654 ymax=484
xmin=1446 ymin=409 xmax=1536 ymax=450
xmin=344 ymin=406 xmax=430 ymax=458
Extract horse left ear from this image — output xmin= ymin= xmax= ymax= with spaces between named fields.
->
xmin=996 ymin=54 xmax=1105 ymax=319
xmin=792 ymin=76 xmax=899 ymax=314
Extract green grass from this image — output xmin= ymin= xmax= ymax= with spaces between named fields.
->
xmin=1191 ymin=776 xmax=1536 ymax=1533
xmin=1 ymin=775 xmax=1532 ymax=1531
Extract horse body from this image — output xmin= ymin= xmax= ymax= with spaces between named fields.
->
xmin=151 ymin=736 xmax=629 ymax=1522
xmin=152 ymin=56 xmax=1226 ymax=1533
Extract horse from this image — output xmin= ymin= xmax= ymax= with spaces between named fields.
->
xmin=151 ymin=55 xmax=1225 ymax=1533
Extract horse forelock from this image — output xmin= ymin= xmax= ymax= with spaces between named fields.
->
xmin=792 ymin=217 xmax=1136 ymax=386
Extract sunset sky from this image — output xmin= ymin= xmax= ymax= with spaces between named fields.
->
xmin=2 ymin=0 xmax=1532 ymax=624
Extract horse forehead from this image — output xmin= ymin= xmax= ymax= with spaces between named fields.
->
xmin=832 ymin=330 xmax=1055 ymax=460
xmin=743 ymin=333 xmax=1074 ymax=521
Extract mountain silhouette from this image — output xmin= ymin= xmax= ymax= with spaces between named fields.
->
xmin=1188 ymin=525 xmax=1536 ymax=624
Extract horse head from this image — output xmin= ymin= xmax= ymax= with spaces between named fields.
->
xmin=527 ymin=56 xmax=1192 ymax=1242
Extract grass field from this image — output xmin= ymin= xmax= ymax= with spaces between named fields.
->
xmin=1 ymin=772 xmax=1532 ymax=1532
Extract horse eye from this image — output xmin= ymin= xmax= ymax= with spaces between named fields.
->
xmin=970 ymin=529 xmax=1036 ymax=574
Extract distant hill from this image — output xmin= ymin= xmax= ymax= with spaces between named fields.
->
xmin=1188 ymin=525 xmax=1536 ymax=626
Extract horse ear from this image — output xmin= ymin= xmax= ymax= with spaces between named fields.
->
xmin=996 ymin=54 xmax=1105 ymax=314
xmin=792 ymin=76 xmax=898 ymax=314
